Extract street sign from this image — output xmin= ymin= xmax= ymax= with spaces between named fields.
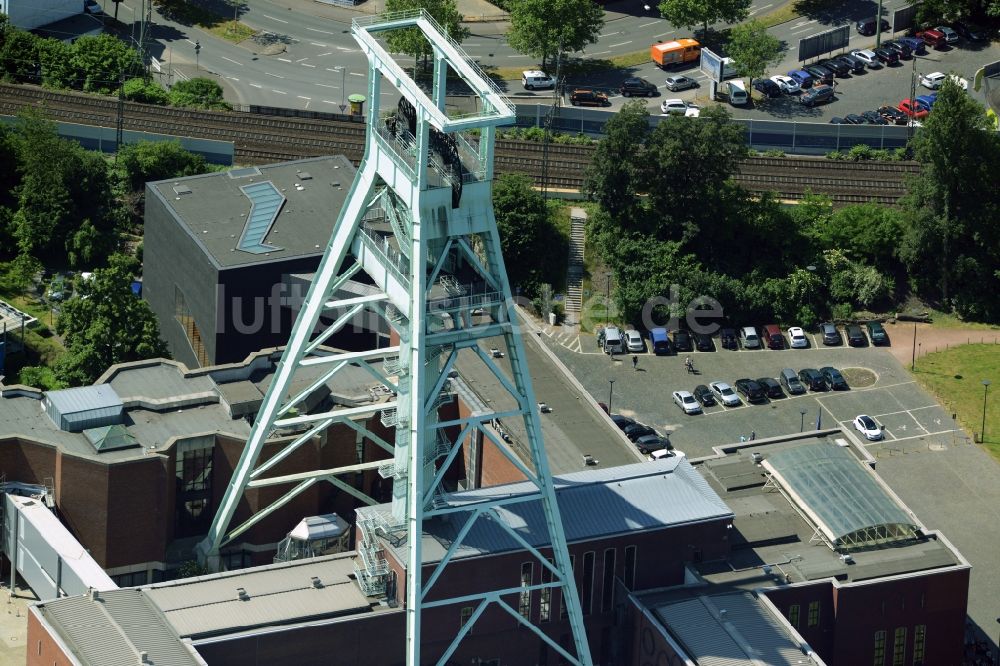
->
xmin=797 ymin=25 xmax=850 ymax=62
xmin=699 ymin=47 xmax=723 ymax=83
xmin=339 ymin=104 xmax=347 ymax=112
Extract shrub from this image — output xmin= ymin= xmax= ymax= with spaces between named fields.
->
xmin=122 ymin=78 xmax=170 ymax=104
xmin=847 ymin=144 xmax=873 ymax=161
xmin=832 ymin=302 xmax=853 ymax=321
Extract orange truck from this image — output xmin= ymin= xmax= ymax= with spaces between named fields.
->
xmin=650 ymin=39 xmax=701 ymax=69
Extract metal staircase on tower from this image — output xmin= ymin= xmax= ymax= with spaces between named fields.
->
xmin=195 ymin=10 xmax=592 ymax=666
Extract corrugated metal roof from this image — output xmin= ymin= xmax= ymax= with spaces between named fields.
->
xmin=46 ymin=385 xmax=122 ymax=415
xmin=37 ymin=590 xmax=203 ymax=666
xmin=763 ymin=443 xmax=917 ymax=547
xmin=362 ymin=458 xmax=733 ymax=564
xmin=654 ymin=592 xmax=818 ymax=666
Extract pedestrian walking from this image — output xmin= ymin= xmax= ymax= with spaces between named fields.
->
xmin=750 ymin=430 xmax=756 ymax=441
xmin=632 ymin=355 xmax=638 ymax=371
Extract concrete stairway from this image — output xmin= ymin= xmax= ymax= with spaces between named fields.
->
xmin=564 ymin=208 xmax=587 ymax=320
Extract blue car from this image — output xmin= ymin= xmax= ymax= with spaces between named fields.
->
xmin=897 ymin=36 xmax=927 ymax=55
xmin=787 ymin=69 xmax=814 ymax=88
xmin=914 ymin=94 xmax=936 ymax=111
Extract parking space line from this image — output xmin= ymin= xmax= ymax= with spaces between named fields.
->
xmin=869 ymin=429 xmax=958 ymax=444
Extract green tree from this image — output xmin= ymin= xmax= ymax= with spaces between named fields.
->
xmin=725 ymin=20 xmax=783 ymax=92
xmin=69 ymin=34 xmax=139 ymax=94
xmin=169 ymin=78 xmax=229 ymax=110
xmin=822 ymin=203 xmax=905 ymax=269
xmin=492 ymin=173 xmax=560 ymax=297
xmin=38 ymin=38 xmax=77 ymax=89
xmin=507 ymin=0 xmax=604 ymax=70
xmin=899 ymin=78 xmax=1000 ymax=320
xmin=657 ymin=0 xmax=752 ymax=35
xmin=122 ymin=77 xmax=170 ymax=104
xmin=0 ymin=29 xmax=40 ymax=82
xmin=583 ymin=101 xmax=650 ymax=222
xmin=383 ymin=0 xmax=469 ymax=71
xmin=117 ymin=140 xmax=209 ymax=191
xmin=17 ymin=366 xmax=64 ymax=390
xmin=55 ymin=254 xmax=169 ymax=386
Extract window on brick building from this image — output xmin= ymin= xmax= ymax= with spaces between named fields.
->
xmin=892 ymin=627 xmax=907 ymax=666
xmin=559 ymin=555 xmax=574 ymax=620
xmin=175 ymin=439 xmax=214 ymax=537
xmin=601 ymin=548 xmax=616 ymax=613
xmin=807 ymin=601 xmax=820 ymax=627
xmin=873 ymin=630 xmax=886 ymax=666
xmin=581 ymin=551 xmax=595 ymax=616
xmin=788 ymin=604 xmax=800 ymax=628
xmin=623 ymin=545 xmax=637 ymax=590
xmin=912 ymin=625 xmax=926 ymax=665
xmin=539 ymin=558 xmax=552 ymax=623
xmin=519 ymin=562 xmax=533 ymax=619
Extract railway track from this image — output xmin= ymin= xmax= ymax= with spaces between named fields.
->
xmin=0 ymin=83 xmax=916 ymax=205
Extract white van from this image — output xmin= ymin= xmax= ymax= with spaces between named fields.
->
xmin=521 ymin=70 xmax=556 ymax=90
xmin=720 ymin=57 xmax=739 ymax=80
xmin=603 ymin=326 xmax=625 ymax=355
xmin=725 ymin=79 xmax=748 ymax=106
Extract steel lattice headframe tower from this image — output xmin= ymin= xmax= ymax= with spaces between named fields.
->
xmin=195 ymin=10 xmax=593 ymax=666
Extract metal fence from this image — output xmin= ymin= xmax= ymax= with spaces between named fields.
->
xmin=513 ymin=104 xmax=911 ymax=155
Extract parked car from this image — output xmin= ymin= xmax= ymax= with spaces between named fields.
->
xmin=935 ymin=25 xmax=960 ymax=43
xmin=735 ymin=379 xmax=767 ymax=403
xmin=853 ymin=414 xmax=884 ymax=441
xmin=829 ymin=116 xmax=846 ymax=124
xmin=624 ymin=423 xmax=656 ymax=441
xmin=800 ymin=84 xmax=835 ymax=107
xmin=740 ymin=326 xmax=761 ymax=349
xmin=951 ymin=21 xmax=985 ymax=42
xmin=878 ymin=105 xmax=909 ymax=125
xmin=756 ymin=377 xmax=784 ymax=399
xmin=762 ymin=324 xmax=784 ymax=350
xmin=720 ymin=328 xmax=738 ymax=350
xmin=820 ymin=366 xmax=849 ymax=390
xmin=770 ymin=75 xmax=801 ymax=93
xmin=920 ymin=71 xmax=968 ymax=91
xmin=724 ymin=79 xmax=748 ymax=106
xmin=709 ymin=381 xmax=741 ymax=407
xmin=851 ymin=49 xmax=882 ymax=68
xmin=611 ymin=414 xmax=635 ymax=430
xmin=861 ymin=109 xmax=890 ymax=125
xmin=820 ymin=322 xmax=840 ymax=345
xmin=620 ymin=77 xmax=658 ymax=97
xmin=835 ymin=53 xmax=867 ymax=74
xmin=570 ymin=89 xmax=609 ymax=106
xmin=779 ymin=368 xmax=806 ymax=395
xmin=844 ymin=113 xmax=867 ymax=124
xmin=693 ymin=384 xmax=717 ymax=406
xmin=819 ymin=59 xmax=850 ymax=77
xmin=787 ymin=69 xmax=814 ymax=88
xmin=787 ymin=326 xmax=808 ymax=348
xmin=635 ymin=434 xmax=672 ymax=454
xmin=856 ymin=17 xmax=890 ymax=35
xmin=753 ymin=79 xmax=782 ymax=97
xmin=83 ymin=0 xmax=103 ymax=13
xmin=884 ymin=40 xmax=913 ymax=59
xmin=897 ymin=36 xmax=927 ymax=55
xmin=665 ymin=75 xmax=699 ymax=91
xmin=672 ymin=329 xmax=694 ymax=352
xmin=873 ymin=48 xmax=900 ymax=65
xmin=898 ymin=98 xmax=930 ymax=120
xmin=673 ymin=390 xmax=703 ymax=415
xmin=694 ymin=332 xmax=715 ymax=352
xmin=916 ymin=29 xmax=947 ymax=49
xmin=803 ymin=64 xmax=834 ymax=85
xmin=846 ymin=324 xmax=867 ymax=347
xmin=915 ymin=93 xmax=937 ymax=110
xmin=660 ymin=98 xmax=700 ymax=116
xmin=798 ymin=368 xmax=827 ymax=391
xmin=521 ymin=70 xmax=556 ymax=90
xmin=866 ymin=321 xmax=890 ymax=346
xmin=625 ymin=329 xmax=645 ymax=353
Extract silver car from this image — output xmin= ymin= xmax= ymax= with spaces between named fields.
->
xmin=709 ymin=381 xmax=742 ymax=407
xmin=665 ymin=75 xmax=698 ymax=92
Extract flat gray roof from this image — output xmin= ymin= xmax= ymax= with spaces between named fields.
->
xmin=149 ymin=156 xmax=355 ymax=270
xmin=361 ymin=457 xmax=733 ymax=566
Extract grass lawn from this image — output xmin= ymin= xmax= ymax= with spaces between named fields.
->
xmin=912 ymin=344 xmax=1000 ymax=461
xmin=207 ymin=20 xmax=256 ymax=44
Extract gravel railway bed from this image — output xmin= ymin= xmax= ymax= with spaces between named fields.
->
xmin=1 ymin=83 xmax=913 ymax=204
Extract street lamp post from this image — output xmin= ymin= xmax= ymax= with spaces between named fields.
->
xmin=800 ymin=408 xmax=807 ymax=433
xmin=194 ymin=40 xmax=201 ymax=71
xmin=911 ymin=322 xmax=917 ymax=371
xmin=982 ymin=380 xmax=991 ymax=444
xmin=608 ymin=379 xmax=615 ymax=415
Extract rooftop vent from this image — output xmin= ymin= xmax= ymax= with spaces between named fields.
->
xmin=172 ymin=185 xmax=192 ymax=196
xmin=237 ymin=587 xmax=250 ymax=601
xmin=311 ymin=576 xmax=323 ymax=589
xmin=297 ymin=171 xmax=313 ymax=180
xmin=228 ymin=166 xmax=262 ymax=179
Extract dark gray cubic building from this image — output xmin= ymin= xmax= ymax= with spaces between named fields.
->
xmin=143 ymin=157 xmax=356 ymax=368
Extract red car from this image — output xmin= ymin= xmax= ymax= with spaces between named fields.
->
xmin=898 ymin=99 xmax=929 ymax=120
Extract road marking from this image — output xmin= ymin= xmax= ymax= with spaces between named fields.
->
xmin=302 ymin=63 xmax=316 ymax=68
xmin=336 ymin=46 xmax=354 ymax=51
xmin=599 ymin=31 xmax=619 ymax=37
xmin=250 ymin=83 xmax=263 ymax=88
xmin=297 ymin=95 xmax=311 ymax=100
xmin=507 ymin=54 xmax=531 ymax=58
xmin=316 ymin=83 xmax=338 ymax=89
xmin=317 ymin=52 xmax=332 ymax=57
xmin=326 ymin=68 xmax=341 ymax=72
xmin=349 ymin=71 xmax=364 ymax=77
xmin=309 ymin=42 xmax=326 ymax=47
xmin=221 ymin=56 xmax=243 ymax=66
xmin=465 ymin=42 xmax=481 ymax=47
xmin=307 ymin=27 xmax=335 ymax=34
xmin=261 ymin=14 xmax=288 ymax=23
xmin=588 ymin=50 xmax=612 ymax=56
xmin=266 ymin=72 xmax=284 ymax=78
xmin=226 ymin=76 xmax=239 ymax=81
xmin=277 ymin=57 xmax=292 ymax=62
xmin=791 ymin=18 xmax=817 ymax=28
xmin=295 ymin=57 xmax=309 ymax=62
xmin=185 ymin=39 xmax=197 ymax=45
xmin=749 ymin=2 xmax=773 ymax=14
xmin=272 ymin=90 xmax=288 ymax=94
xmin=873 ymin=429 xmax=958 ymax=444
xmin=639 ymin=21 xmax=659 ymax=27
xmin=609 ymin=41 xmax=633 ymax=48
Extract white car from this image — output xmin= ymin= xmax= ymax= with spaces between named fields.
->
xmin=649 ymin=448 xmax=686 ymax=461
xmin=770 ymin=75 xmax=800 ymax=94
xmin=660 ymin=99 xmax=700 ymax=117
xmin=625 ymin=329 xmax=645 ymax=353
xmin=672 ymin=390 xmax=702 ymax=415
xmin=853 ymin=414 xmax=884 ymax=441
xmin=709 ymin=381 xmax=741 ymax=407
xmin=788 ymin=327 xmax=808 ymax=349
xmin=851 ymin=49 xmax=881 ymax=68
xmin=919 ymin=71 xmax=968 ymax=91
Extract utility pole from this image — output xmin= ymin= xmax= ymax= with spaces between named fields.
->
xmin=115 ymin=69 xmax=125 ymax=156
xmin=875 ymin=0 xmax=884 ymax=49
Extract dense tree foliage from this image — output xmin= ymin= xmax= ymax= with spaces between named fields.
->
xmin=725 ymin=20 xmax=783 ymax=91
xmin=492 ymin=173 xmax=564 ymax=297
xmin=657 ymin=0 xmax=752 ymax=35
xmin=168 ymin=78 xmax=229 ymax=109
xmin=506 ymin=0 xmax=604 ymax=70
xmin=383 ymin=0 xmax=469 ymax=69
xmin=55 ymin=254 xmax=168 ymax=386
xmin=122 ymin=77 xmax=171 ymax=104
xmin=117 ymin=140 xmax=209 ymax=191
